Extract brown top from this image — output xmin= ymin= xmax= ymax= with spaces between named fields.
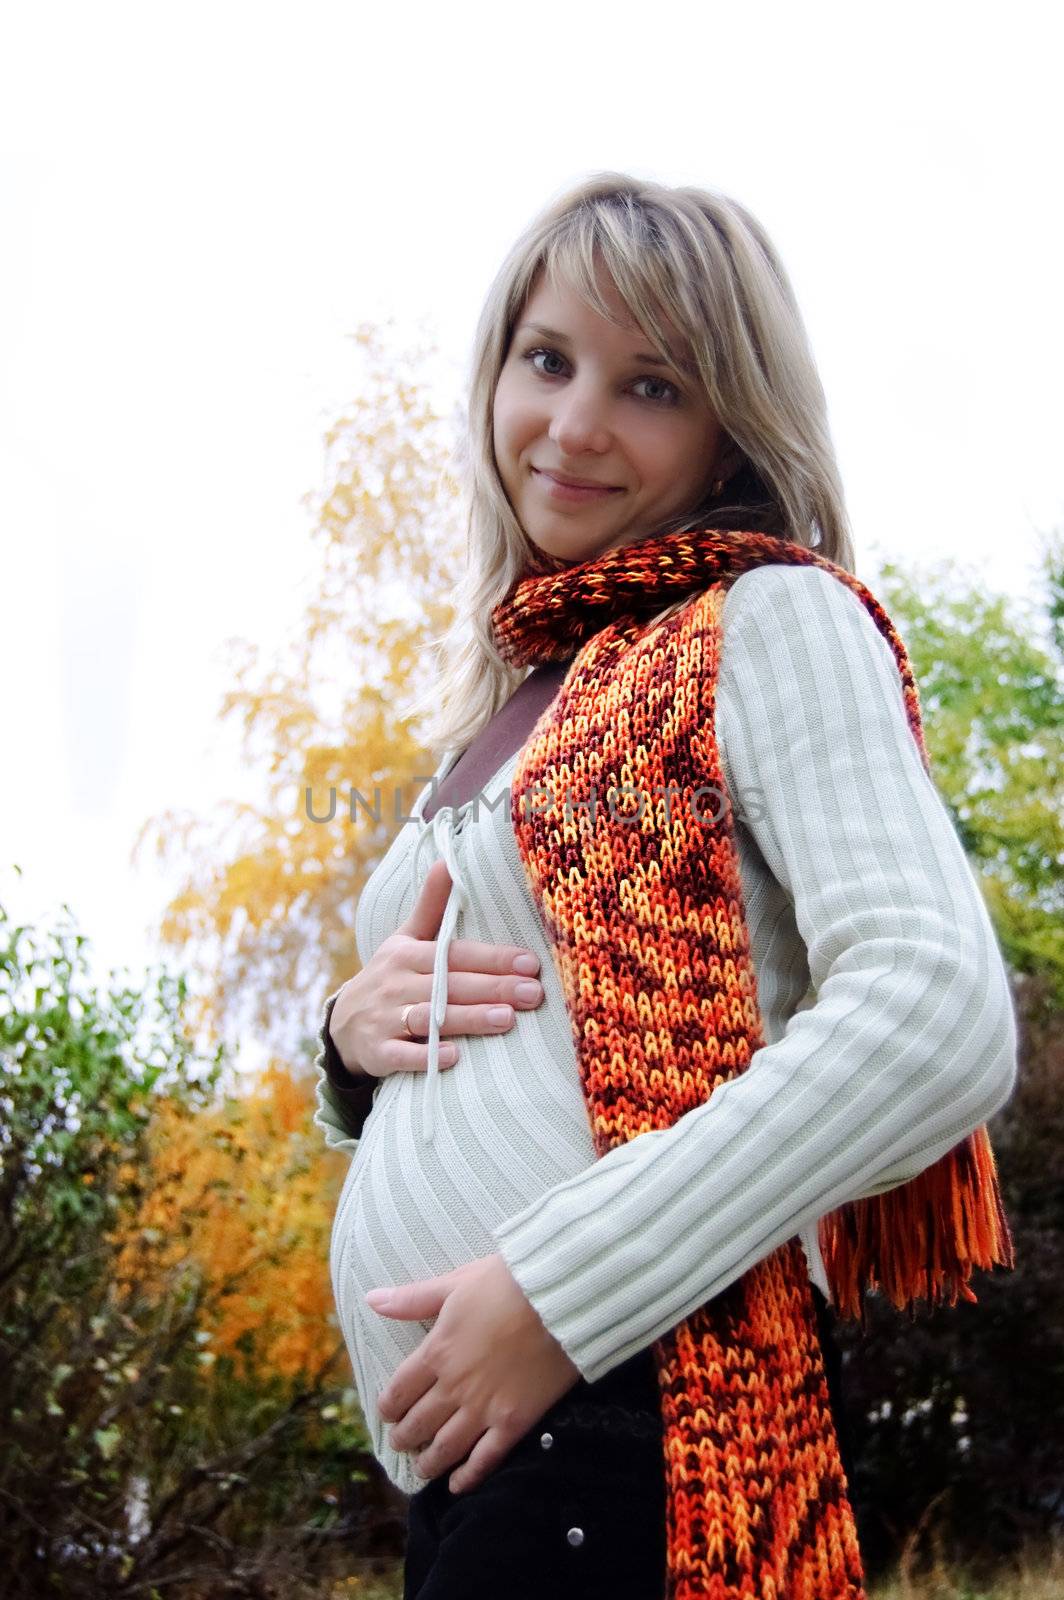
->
xmin=321 ymin=659 xmax=575 ymax=1119
xmin=422 ymin=657 xmax=574 ymax=819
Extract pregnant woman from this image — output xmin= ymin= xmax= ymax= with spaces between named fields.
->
xmin=313 ymin=172 xmax=1017 ymax=1600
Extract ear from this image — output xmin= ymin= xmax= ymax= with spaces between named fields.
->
xmin=713 ymin=435 xmax=745 ymax=483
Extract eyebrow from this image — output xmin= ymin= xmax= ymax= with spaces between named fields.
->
xmin=516 ymin=322 xmax=684 ymax=371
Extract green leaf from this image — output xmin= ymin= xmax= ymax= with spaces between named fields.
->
xmin=93 ymin=1425 xmax=122 ymax=1462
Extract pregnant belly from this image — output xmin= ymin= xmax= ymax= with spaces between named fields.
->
xmin=330 ymin=1064 xmax=593 ymax=1318
xmin=327 ymin=1060 xmax=597 ymax=1481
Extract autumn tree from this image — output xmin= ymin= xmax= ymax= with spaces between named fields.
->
xmin=134 ymin=320 xmax=466 ymax=1065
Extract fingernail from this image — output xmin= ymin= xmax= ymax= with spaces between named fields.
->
xmin=513 ymin=953 xmax=539 ymax=975
xmin=487 ymin=1006 xmax=512 ymax=1027
xmin=365 ymin=1288 xmax=393 ymax=1308
xmin=441 ymin=1043 xmax=457 ymax=1061
xmin=514 ymin=981 xmax=541 ymax=1004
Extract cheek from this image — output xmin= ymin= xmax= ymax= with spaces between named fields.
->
xmin=630 ymin=421 xmax=701 ymax=488
xmin=655 ymin=420 xmax=719 ymax=494
xmin=492 ymin=376 xmax=516 ymax=453
xmin=493 ymin=390 xmax=541 ymax=467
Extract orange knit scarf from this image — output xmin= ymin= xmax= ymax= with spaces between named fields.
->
xmin=490 ymin=526 xmax=1014 ymax=1600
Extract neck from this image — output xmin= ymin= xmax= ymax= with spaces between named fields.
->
xmin=491 ymin=525 xmax=819 ymax=668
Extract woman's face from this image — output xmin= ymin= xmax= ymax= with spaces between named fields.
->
xmin=493 ymin=264 xmax=730 ymax=566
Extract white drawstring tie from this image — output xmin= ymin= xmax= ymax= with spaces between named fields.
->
xmin=408 ymin=798 xmax=468 ymax=1145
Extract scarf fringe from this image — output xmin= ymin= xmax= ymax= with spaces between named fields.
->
xmin=819 ymin=1124 xmax=1015 ymax=1326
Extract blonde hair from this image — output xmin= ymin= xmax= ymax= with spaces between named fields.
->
xmin=410 ymin=170 xmax=855 ymax=755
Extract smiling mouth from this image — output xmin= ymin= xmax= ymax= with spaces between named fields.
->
xmin=533 ymin=468 xmax=623 ymax=494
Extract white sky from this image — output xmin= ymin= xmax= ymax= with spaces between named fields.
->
xmin=1 ymin=1 xmax=1061 ymax=1017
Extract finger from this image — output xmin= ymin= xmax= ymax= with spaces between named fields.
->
xmin=389 ymin=1383 xmax=453 ymax=1454
xmin=412 ymin=1409 xmax=485 ymax=1486
xmin=394 ymin=985 xmax=542 ymax=1050
xmin=400 ymin=934 xmax=543 ymax=980
xmin=379 ymin=1037 xmax=461 ymax=1076
xmin=446 ymin=1425 xmax=520 ymax=1496
xmin=377 ymin=1349 xmax=439 ymax=1424
xmin=366 ymin=1278 xmax=449 ymax=1324
xmin=408 ymin=969 xmax=545 ymax=1011
xmin=446 ymin=938 xmax=542 ymax=980
xmin=396 ymin=858 xmax=453 ymax=941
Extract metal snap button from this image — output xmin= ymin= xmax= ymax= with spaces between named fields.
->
xmin=540 ymin=1431 xmax=553 ymax=1450
xmin=566 ymin=1526 xmax=585 ymax=1547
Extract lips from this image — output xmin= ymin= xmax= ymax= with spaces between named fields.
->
xmin=534 ymin=468 xmax=621 ymax=491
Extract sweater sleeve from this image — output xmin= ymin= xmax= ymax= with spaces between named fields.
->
xmin=488 ymin=563 xmax=1019 ymax=1383
xmin=312 ymin=990 xmax=380 ymax=1155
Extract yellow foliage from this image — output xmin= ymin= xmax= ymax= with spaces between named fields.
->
xmin=119 ymin=1066 xmax=347 ymax=1378
xmin=131 ymin=321 xmax=464 ymax=1048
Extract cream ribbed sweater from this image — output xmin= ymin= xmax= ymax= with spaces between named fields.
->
xmin=313 ymin=563 xmax=1018 ymax=1499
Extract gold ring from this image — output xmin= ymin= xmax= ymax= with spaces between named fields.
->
xmin=400 ymin=1003 xmax=424 ymax=1041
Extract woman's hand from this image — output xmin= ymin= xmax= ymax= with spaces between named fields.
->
xmin=367 ymin=1254 xmax=581 ymax=1494
xmin=328 ymin=860 xmax=544 ymax=1082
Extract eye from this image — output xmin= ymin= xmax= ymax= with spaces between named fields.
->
xmin=521 ymin=346 xmax=681 ymax=406
xmin=631 ymin=375 xmax=681 ymax=407
xmin=523 ymin=346 xmax=568 ymax=378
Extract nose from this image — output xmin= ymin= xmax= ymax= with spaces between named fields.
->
xmin=547 ymin=379 xmax=613 ymax=457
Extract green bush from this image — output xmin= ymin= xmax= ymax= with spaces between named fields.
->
xmin=0 ymin=893 xmax=383 ymax=1598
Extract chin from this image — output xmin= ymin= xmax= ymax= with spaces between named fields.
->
xmin=524 ymin=530 xmax=620 ymax=568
